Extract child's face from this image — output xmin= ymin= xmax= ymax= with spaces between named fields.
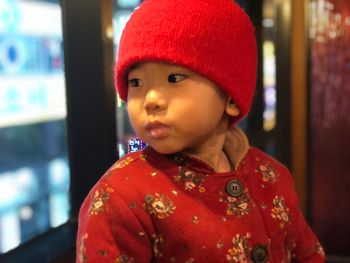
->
xmin=126 ymin=62 xmax=236 ymax=154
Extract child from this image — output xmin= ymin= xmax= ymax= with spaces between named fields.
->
xmin=77 ymin=0 xmax=325 ymax=262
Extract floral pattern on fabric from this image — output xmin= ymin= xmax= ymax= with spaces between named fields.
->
xmin=140 ymin=154 xmax=147 ymax=161
xmin=144 ymin=193 xmax=176 ymax=219
xmin=217 ymin=240 xmax=224 ymax=250
xmin=98 ymin=250 xmax=109 ymax=256
xmin=302 ymin=242 xmax=326 ymax=262
xmin=151 ymin=233 xmax=164 ymax=258
xmin=192 ymin=215 xmax=199 ymax=224
xmin=271 ymin=196 xmax=291 ymax=228
xmin=286 ymin=240 xmax=297 ymax=262
xmin=173 ymin=155 xmax=193 ymax=167
xmin=315 ymin=242 xmax=326 ymax=258
xmin=128 ymin=201 xmax=137 ymax=209
xmin=115 ymin=254 xmax=135 ymax=263
xmin=255 ymin=159 xmax=280 ymax=183
xmin=173 ymin=166 xmax=207 ymax=192
xmin=111 ymin=157 xmax=134 ymax=170
xmin=219 ymin=189 xmax=254 ymax=217
xmin=77 ymin=146 xmax=325 ymax=262
xmin=88 ymin=184 xmax=114 ymax=216
xmin=226 ymin=233 xmax=252 ymax=263
xmin=78 ymin=233 xmax=88 ymax=263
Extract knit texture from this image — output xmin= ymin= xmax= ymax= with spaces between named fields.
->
xmin=115 ymin=0 xmax=257 ymax=124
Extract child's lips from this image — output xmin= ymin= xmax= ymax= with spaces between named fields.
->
xmin=144 ymin=121 xmax=172 ymax=139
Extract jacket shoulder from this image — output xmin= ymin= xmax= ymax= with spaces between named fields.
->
xmin=247 ymin=146 xmax=300 ymax=206
xmin=103 ymin=149 xmax=153 ymax=185
xmin=247 ymin=146 xmax=292 ymax=177
xmin=109 ymin=150 xmax=147 ymax=170
xmin=78 ymin=150 xmax=153 ymax=217
xmin=247 ymin=147 xmax=296 ymax=193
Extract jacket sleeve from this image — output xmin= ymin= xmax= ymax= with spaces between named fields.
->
xmin=76 ymin=176 xmax=153 ymax=263
xmin=290 ymin=207 xmax=325 ymax=263
xmin=283 ymin=168 xmax=326 ymax=263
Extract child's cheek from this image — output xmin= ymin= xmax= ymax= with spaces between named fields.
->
xmin=126 ymin=102 xmax=139 ymax=126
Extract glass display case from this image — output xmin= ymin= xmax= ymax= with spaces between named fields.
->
xmin=0 ymin=0 xmax=69 ymax=254
xmin=113 ymin=0 xmax=142 ymax=158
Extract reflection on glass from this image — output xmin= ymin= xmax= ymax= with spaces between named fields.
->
xmin=263 ymin=40 xmax=276 ymax=131
xmin=114 ymin=2 xmax=141 ymax=158
xmin=117 ymin=0 xmax=140 ymax=9
xmin=0 ymin=0 xmax=69 ymax=254
xmin=262 ymin=0 xmax=277 ymax=131
xmin=309 ymin=0 xmax=345 ymax=43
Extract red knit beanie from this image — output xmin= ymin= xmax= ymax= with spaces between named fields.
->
xmin=115 ymin=0 xmax=257 ymax=124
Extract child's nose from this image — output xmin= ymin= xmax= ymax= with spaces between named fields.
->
xmin=143 ymin=89 xmax=167 ymax=113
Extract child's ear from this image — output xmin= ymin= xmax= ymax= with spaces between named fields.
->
xmin=225 ymin=97 xmax=240 ymax=117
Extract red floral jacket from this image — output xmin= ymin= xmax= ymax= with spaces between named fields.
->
xmin=77 ymin=128 xmax=325 ymax=263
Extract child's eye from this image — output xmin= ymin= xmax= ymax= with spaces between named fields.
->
xmin=128 ymin=78 xmax=143 ymax=88
xmin=168 ymin=74 xmax=186 ymax=83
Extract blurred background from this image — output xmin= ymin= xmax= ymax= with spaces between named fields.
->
xmin=0 ymin=0 xmax=349 ymax=262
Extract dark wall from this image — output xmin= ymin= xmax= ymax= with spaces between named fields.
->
xmin=309 ymin=0 xmax=350 ymax=255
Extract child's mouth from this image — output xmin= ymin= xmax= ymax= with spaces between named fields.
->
xmin=145 ymin=121 xmax=172 ymax=139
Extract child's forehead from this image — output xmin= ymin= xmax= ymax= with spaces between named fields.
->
xmin=128 ymin=61 xmax=192 ymax=73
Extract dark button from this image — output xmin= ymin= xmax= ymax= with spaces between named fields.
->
xmin=226 ymin=179 xmax=243 ymax=197
xmin=251 ymin=245 xmax=269 ymax=263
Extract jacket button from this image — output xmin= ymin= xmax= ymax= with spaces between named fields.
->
xmin=251 ymin=245 xmax=269 ymax=263
xmin=226 ymin=179 xmax=243 ymax=197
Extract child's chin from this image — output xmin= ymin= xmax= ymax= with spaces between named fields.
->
xmin=149 ymin=143 xmax=183 ymax=155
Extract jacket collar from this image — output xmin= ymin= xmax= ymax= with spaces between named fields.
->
xmin=168 ymin=126 xmax=250 ymax=173
xmin=223 ymin=126 xmax=250 ymax=170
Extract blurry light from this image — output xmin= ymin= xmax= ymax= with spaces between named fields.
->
xmin=265 ymin=87 xmax=276 ymax=106
xmin=117 ymin=94 xmax=123 ymax=108
xmin=19 ymin=206 xmax=34 ymax=221
xmin=49 ymin=193 xmax=69 ymax=228
xmin=105 ymin=25 xmax=114 ymax=39
xmin=117 ymin=0 xmax=140 ymax=8
xmin=118 ymin=143 xmax=126 ymax=158
xmin=262 ymin=18 xmax=274 ymax=28
xmin=19 ymin=1 xmax=62 ymax=37
xmin=0 ymin=38 xmax=26 ymax=73
xmin=263 ymin=39 xmax=276 ymax=131
xmin=263 ymin=110 xmax=277 ymax=131
xmin=327 ymin=2 xmax=334 ymax=10
xmin=0 ymin=211 xmax=21 ymax=253
xmin=329 ymin=31 xmax=337 ymax=39
xmin=119 ymin=15 xmax=130 ymax=41
xmin=309 ymin=30 xmax=316 ymax=39
xmin=0 ymin=0 xmax=20 ymax=32
xmin=16 ymin=168 xmax=35 ymax=189
xmin=263 ymin=41 xmax=276 ymax=86
xmin=48 ymin=39 xmax=61 ymax=57
xmin=49 ymin=159 xmax=69 ymax=188
xmin=310 ymin=1 xmax=316 ymax=9
xmin=345 ymin=17 xmax=350 ymax=26
xmin=263 ymin=110 xmax=276 ymax=120
xmin=0 ymin=76 xmax=66 ymax=128
xmin=316 ymin=35 xmax=325 ymax=43
xmin=335 ymin=13 xmax=341 ymax=22
xmin=318 ymin=0 xmax=325 ymax=11
xmin=113 ymin=11 xmax=132 ymax=45
xmin=0 ymin=174 xmax=19 ymax=206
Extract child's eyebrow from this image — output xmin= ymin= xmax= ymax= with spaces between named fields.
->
xmin=128 ymin=64 xmax=141 ymax=72
xmin=164 ymin=64 xmax=190 ymax=72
